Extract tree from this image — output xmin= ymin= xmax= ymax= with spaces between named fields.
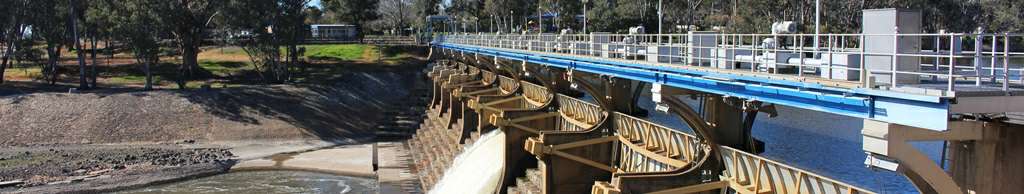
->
xmin=84 ymin=0 xmax=119 ymax=88
xmin=411 ymin=0 xmax=440 ymax=30
xmin=0 ymin=0 xmax=30 ymax=84
xmin=377 ymin=0 xmax=414 ymax=35
xmin=113 ymin=0 xmax=164 ymax=90
xmin=223 ymin=0 xmax=310 ymax=83
xmin=26 ymin=0 xmax=72 ymax=85
xmin=68 ymin=0 xmax=90 ymax=89
xmin=448 ymin=0 xmax=482 ymax=32
xmin=483 ymin=0 xmax=532 ymax=33
xmin=152 ymin=0 xmax=224 ymax=89
xmin=323 ymin=0 xmax=378 ymax=38
xmin=540 ymin=0 xmax=581 ymax=31
xmin=305 ymin=6 xmax=325 ymax=24
xmin=586 ymin=0 xmax=620 ymax=33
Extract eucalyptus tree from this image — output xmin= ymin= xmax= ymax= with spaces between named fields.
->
xmin=222 ymin=0 xmax=310 ymax=83
xmin=83 ymin=0 xmax=119 ymax=88
xmin=378 ymin=0 xmax=414 ymax=34
xmin=305 ymin=6 xmax=326 ymax=24
xmin=584 ymin=0 xmax=621 ymax=33
xmin=68 ymin=0 xmax=90 ymax=89
xmin=411 ymin=0 xmax=440 ymax=30
xmin=26 ymin=0 xmax=72 ymax=85
xmin=0 ymin=0 xmax=30 ymax=84
xmin=152 ymin=0 xmax=225 ymax=89
xmin=539 ymin=0 xmax=581 ymax=31
xmin=111 ymin=0 xmax=166 ymax=90
xmin=323 ymin=0 xmax=378 ymax=38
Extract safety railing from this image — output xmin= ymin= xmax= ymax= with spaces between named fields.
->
xmin=363 ymin=35 xmax=418 ymax=45
xmin=441 ymin=33 xmax=1024 ymax=96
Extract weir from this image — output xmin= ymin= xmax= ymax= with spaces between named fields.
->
xmin=412 ymin=59 xmax=876 ymax=194
xmin=410 ymin=9 xmax=1024 ymax=194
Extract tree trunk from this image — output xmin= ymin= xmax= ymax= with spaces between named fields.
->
xmin=46 ymin=44 xmax=62 ymax=85
xmin=177 ymin=32 xmax=201 ymax=89
xmin=71 ymin=3 xmax=88 ymax=90
xmin=90 ymin=36 xmax=98 ymax=88
xmin=0 ymin=38 xmax=14 ymax=84
xmin=144 ymin=60 xmax=152 ymax=90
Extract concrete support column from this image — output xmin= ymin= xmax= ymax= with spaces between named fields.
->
xmin=860 ymin=120 xmax=1024 ymax=194
xmin=701 ymin=96 xmax=765 ymax=154
xmin=947 ymin=122 xmax=1024 ymax=194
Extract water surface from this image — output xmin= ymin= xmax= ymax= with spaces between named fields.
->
xmin=119 ymin=170 xmax=377 ymax=194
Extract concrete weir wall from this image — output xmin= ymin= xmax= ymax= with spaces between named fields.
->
xmin=428 ymin=130 xmax=505 ymax=194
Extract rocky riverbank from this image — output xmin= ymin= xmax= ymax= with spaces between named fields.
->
xmin=0 ymin=144 xmax=234 ymax=193
xmin=0 ymin=64 xmax=428 ymax=193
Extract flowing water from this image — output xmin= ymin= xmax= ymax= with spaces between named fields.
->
xmin=119 ymin=91 xmax=936 ymax=193
xmin=428 ymin=130 xmax=506 ymax=194
xmin=117 ymin=170 xmax=377 ymax=194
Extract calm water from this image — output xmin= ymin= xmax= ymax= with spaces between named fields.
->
xmin=628 ymin=92 xmax=941 ymax=193
xmin=118 ymin=170 xmax=377 ymax=194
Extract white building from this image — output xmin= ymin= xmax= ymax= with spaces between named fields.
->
xmin=310 ymin=24 xmax=358 ymax=40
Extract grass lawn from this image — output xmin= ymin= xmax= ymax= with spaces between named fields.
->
xmin=3 ymin=44 xmax=424 ymax=89
xmin=301 ymin=44 xmax=374 ymax=61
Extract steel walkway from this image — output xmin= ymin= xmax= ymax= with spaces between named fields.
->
xmin=435 ymin=32 xmax=1024 ymax=131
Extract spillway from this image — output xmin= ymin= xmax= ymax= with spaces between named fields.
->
xmin=428 ymin=130 xmax=505 ymax=194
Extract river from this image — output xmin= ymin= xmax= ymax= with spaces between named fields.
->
xmin=123 ymin=90 xmax=936 ymax=194
xmin=630 ymin=91 xmax=941 ymax=193
xmin=117 ymin=170 xmax=377 ymax=194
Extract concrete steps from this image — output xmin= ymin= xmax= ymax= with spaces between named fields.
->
xmin=507 ymin=167 xmax=542 ymax=194
xmin=409 ymin=104 xmax=469 ymax=191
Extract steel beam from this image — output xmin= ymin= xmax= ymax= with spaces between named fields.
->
xmin=439 ymin=44 xmax=954 ymax=131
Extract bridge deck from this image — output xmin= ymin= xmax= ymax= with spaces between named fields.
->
xmin=438 ymin=33 xmax=1024 ymax=131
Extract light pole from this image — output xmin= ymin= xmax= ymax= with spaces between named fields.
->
xmin=582 ymin=0 xmax=588 ymax=34
xmin=538 ymin=0 xmax=543 ymax=34
xmin=814 ymin=0 xmax=820 ymax=55
xmin=657 ymin=0 xmax=663 ymax=35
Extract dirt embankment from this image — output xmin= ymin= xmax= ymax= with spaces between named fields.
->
xmin=0 ymin=71 xmax=421 ymax=145
xmin=0 ymin=65 xmax=426 ymax=192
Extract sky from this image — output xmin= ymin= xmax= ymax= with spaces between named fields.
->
xmin=308 ymin=0 xmax=321 ymax=8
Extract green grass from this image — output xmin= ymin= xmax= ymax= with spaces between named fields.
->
xmin=107 ymin=75 xmax=164 ymax=85
xmin=4 ymin=66 xmax=43 ymax=79
xmin=301 ymin=44 xmax=370 ymax=61
xmin=199 ymin=60 xmax=251 ymax=76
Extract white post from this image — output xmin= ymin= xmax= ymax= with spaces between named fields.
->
xmin=1004 ymin=34 xmax=1010 ymax=91
xmin=658 ymin=0 xmax=663 ymax=35
xmin=582 ymin=0 xmax=588 ymax=34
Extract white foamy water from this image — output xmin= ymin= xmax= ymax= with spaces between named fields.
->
xmin=429 ymin=130 xmax=506 ymax=194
